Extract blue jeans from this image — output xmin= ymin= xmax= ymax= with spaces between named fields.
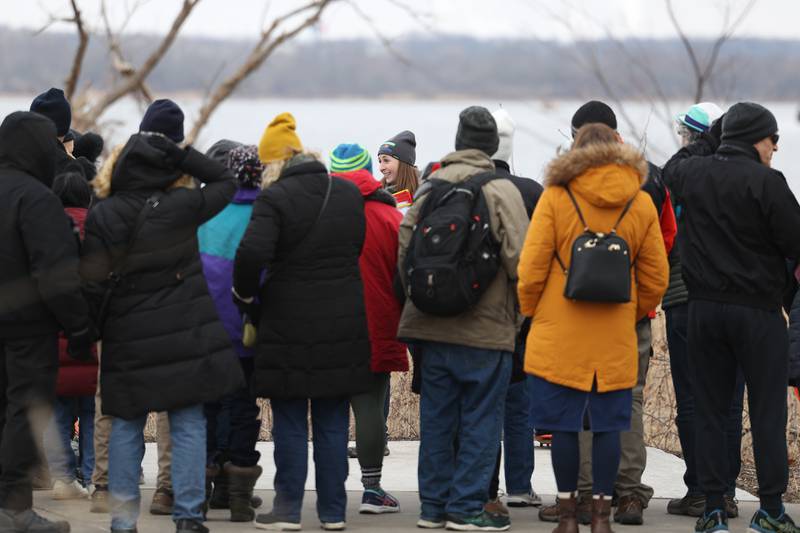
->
xmin=109 ymin=404 xmax=206 ymax=530
xmin=503 ymin=378 xmax=534 ymax=494
xmin=270 ymin=397 xmax=349 ymax=524
xmin=418 ymin=342 xmax=512 ymax=520
xmin=44 ymin=396 xmax=95 ymax=484
xmin=666 ymin=304 xmax=745 ymax=496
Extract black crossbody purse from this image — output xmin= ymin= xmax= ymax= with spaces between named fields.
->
xmin=555 ymin=185 xmax=635 ymax=303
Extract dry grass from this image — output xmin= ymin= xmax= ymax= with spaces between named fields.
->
xmin=144 ymin=311 xmax=800 ymax=501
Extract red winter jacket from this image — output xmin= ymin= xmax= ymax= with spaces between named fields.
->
xmin=334 ymin=170 xmax=409 ymax=373
xmin=57 ymin=207 xmax=99 ymax=397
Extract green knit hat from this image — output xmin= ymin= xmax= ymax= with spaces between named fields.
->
xmin=329 ymin=143 xmax=372 ymax=174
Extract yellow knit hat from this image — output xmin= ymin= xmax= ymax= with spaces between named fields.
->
xmin=258 ymin=112 xmax=303 ymax=163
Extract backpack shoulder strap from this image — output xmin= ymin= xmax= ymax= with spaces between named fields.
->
xmin=564 ymin=184 xmax=589 ymax=231
xmin=109 ymin=191 xmax=163 ymax=281
xmin=611 ymin=195 xmax=637 ymax=234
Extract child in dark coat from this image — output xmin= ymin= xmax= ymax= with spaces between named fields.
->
xmin=44 ymin=171 xmax=98 ymax=499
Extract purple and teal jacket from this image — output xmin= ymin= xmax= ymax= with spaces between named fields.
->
xmin=198 ymin=187 xmax=259 ymax=357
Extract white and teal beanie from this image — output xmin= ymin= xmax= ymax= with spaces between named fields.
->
xmin=676 ymin=102 xmax=724 ymax=133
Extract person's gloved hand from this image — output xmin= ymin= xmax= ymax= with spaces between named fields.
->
xmin=702 ymin=113 xmax=725 ymax=151
xmin=232 ymin=287 xmax=260 ymax=323
xmin=147 ymin=134 xmax=188 ymax=168
xmin=67 ymin=326 xmax=96 ymax=362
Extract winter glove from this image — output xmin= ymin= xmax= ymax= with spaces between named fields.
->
xmin=67 ymin=326 xmax=96 ymax=362
xmin=701 ymin=113 xmax=725 ymax=151
xmin=147 ymin=134 xmax=189 ymax=168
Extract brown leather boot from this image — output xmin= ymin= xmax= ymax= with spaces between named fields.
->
xmin=591 ymin=496 xmax=614 ymax=533
xmin=552 ymin=494 xmax=579 ymax=533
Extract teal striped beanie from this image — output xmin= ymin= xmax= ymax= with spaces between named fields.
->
xmin=330 ymin=143 xmax=372 ymax=174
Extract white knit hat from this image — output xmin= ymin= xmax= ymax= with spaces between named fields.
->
xmin=491 ymin=108 xmax=515 ymax=164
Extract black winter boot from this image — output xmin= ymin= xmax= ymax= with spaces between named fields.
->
xmin=208 ymin=466 xmax=229 ymax=509
xmin=203 ymin=464 xmax=219 ymax=517
xmin=224 ymin=462 xmax=263 ymax=522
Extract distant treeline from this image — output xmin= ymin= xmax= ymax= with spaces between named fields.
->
xmin=1 ymin=26 xmax=798 ymax=101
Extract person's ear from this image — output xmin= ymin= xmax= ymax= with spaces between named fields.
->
xmin=615 ymin=132 xmax=624 ymax=144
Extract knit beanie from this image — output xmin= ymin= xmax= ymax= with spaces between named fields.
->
xmin=571 ymin=100 xmax=617 ymax=137
xmin=206 ymin=139 xmax=242 ymax=165
xmin=30 ymin=88 xmax=71 ymax=137
xmin=52 ymin=171 xmax=92 ymax=208
xmin=676 ymin=102 xmax=723 ymax=133
xmin=74 ymin=132 xmax=104 ymax=163
xmin=378 ymin=130 xmax=417 ymax=166
xmin=258 ymin=112 xmax=303 ymax=163
xmin=330 ymin=143 xmax=372 ymax=174
xmin=228 ymin=145 xmax=264 ymax=189
xmin=491 ymin=109 xmax=515 ymax=163
xmin=721 ymin=102 xmax=778 ymax=144
xmin=455 ymin=106 xmax=499 ymax=156
xmin=139 ymin=99 xmax=185 ymax=143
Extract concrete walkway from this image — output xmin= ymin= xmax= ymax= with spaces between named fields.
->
xmin=33 ymin=490 xmax=797 ymax=533
xmin=33 ymin=441 xmax=783 ymax=532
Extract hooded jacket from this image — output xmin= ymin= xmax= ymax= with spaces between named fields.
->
xmin=334 ymin=169 xmax=408 ymax=373
xmin=0 ymin=111 xmax=89 ymax=339
xmin=518 ymin=142 xmax=669 ymax=392
xmin=80 ymin=133 xmax=243 ymax=419
xmin=397 ymin=149 xmax=529 ymax=353
xmin=233 ymin=158 xmax=373 ymax=399
xmin=663 ymin=137 xmax=800 ymax=310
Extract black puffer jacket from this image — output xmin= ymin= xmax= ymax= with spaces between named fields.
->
xmin=788 ymin=285 xmax=800 ymax=387
xmin=233 ymin=157 xmax=372 ymax=399
xmin=80 ymin=134 xmax=243 ymax=419
xmin=663 ymin=137 xmax=800 ymax=310
xmin=0 ymin=111 xmax=89 ymax=339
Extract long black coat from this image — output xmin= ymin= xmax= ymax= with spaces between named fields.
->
xmin=0 ymin=111 xmax=89 ymax=339
xmin=663 ymin=138 xmax=800 ymax=311
xmin=80 ymin=134 xmax=244 ymax=419
xmin=233 ymin=158 xmax=372 ymax=399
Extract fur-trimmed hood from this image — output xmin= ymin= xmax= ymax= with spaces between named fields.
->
xmin=545 ymin=142 xmax=648 ymax=208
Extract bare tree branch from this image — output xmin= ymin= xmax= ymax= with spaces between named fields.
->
xmin=185 ymin=0 xmax=334 ymax=144
xmin=346 ymin=0 xmax=412 ymax=67
xmin=64 ymin=0 xmax=89 ymax=101
xmin=80 ymin=0 xmax=201 ymax=128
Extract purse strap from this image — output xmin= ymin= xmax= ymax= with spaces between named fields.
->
xmin=554 ymin=185 xmax=637 ymax=274
xmin=264 ymin=174 xmax=333 ymax=282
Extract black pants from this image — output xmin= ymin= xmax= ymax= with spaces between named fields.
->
xmin=0 ymin=336 xmax=58 ymax=510
xmin=205 ymin=357 xmax=261 ymax=468
xmin=689 ymin=300 xmax=788 ymax=503
xmin=666 ymin=304 xmax=745 ymax=496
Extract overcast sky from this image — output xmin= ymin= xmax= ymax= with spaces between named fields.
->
xmin=5 ymin=0 xmax=798 ymax=42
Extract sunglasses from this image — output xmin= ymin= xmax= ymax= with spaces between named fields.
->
xmin=772 ymin=133 xmax=780 ymax=145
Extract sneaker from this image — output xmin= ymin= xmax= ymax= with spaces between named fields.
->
xmin=149 ymin=487 xmax=174 ymax=515
xmin=175 ymin=519 xmax=209 ymax=533
xmin=483 ymin=498 xmax=509 ymax=517
xmin=747 ymin=508 xmax=800 ymax=532
xmin=0 ymin=508 xmax=70 ymax=532
xmin=321 ymin=522 xmax=346 ymax=531
xmin=506 ymin=491 xmax=542 ymax=508
xmin=445 ymin=510 xmax=511 ymax=531
xmin=417 ymin=517 xmax=446 ymax=529
xmin=51 ymin=479 xmax=89 ymax=500
xmin=254 ymin=512 xmax=302 ymax=531
xmin=695 ymin=509 xmax=728 ymax=532
xmin=359 ymin=489 xmax=400 ymax=514
xmin=90 ymin=484 xmax=110 ymax=513
xmin=725 ymin=495 xmax=739 ymax=519
xmin=668 ymin=493 xmax=706 ymax=517
xmin=614 ymin=494 xmax=644 ymax=525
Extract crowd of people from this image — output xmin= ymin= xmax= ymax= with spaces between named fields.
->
xmin=0 ymin=85 xmax=798 ymax=533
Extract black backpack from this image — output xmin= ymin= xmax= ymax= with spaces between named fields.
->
xmin=404 ymin=171 xmax=501 ymax=316
xmin=555 ymin=185 xmax=635 ymax=303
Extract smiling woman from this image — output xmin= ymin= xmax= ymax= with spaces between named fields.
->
xmin=377 ymin=130 xmax=419 ymax=196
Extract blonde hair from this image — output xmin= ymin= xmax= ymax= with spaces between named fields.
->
xmin=92 ymin=144 xmax=196 ymax=199
xmin=261 ymin=149 xmax=322 ymax=190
